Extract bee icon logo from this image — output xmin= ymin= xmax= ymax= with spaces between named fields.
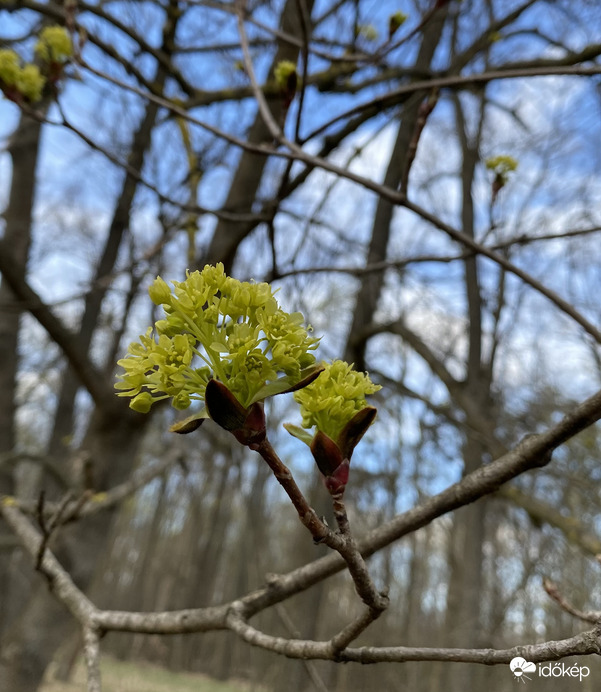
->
xmin=510 ymin=657 xmax=536 ymax=683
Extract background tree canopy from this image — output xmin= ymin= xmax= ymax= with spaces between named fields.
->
xmin=2 ymin=0 xmax=601 ymax=690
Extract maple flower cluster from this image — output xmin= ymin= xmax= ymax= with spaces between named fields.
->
xmin=286 ymin=360 xmax=380 ymax=494
xmin=0 ymin=25 xmax=72 ymax=104
xmin=293 ymin=360 xmax=381 ymax=444
xmin=116 ymin=263 xmax=319 ymax=413
xmin=0 ymin=50 xmax=45 ymax=102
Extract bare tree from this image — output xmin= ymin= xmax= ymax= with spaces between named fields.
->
xmin=2 ymin=1 xmax=601 ymax=690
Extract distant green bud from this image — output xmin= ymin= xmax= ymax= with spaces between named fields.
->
xmin=0 ymin=50 xmax=20 ymax=87
xmin=274 ymin=60 xmax=297 ymax=91
xmin=357 ymin=24 xmax=379 ymax=42
xmin=485 ymin=155 xmax=518 ymax=175
xmin=35 ymin=26 xmax=73 ymax=63
xmin=389 ymin=11 xmax=408 ymax=37
xmin=486 ymin=155 xmax=519 ymax=188
xmin=16 ymin=64 xmax=45 ymax=102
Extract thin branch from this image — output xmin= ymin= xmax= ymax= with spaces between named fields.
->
xmin=401 ymin=197 xmax=601 ymax=344
xmin=339 ymin=632 xmax=601 ymax=664
xmin=256 ymin=438 xmax=387 ymax=611
xmin=11 ymin=447 xmax=181 ymax=521
xmin=255 ymin=438 xmax=330 ymax=542
xmin=303 ymin=63 xmax=601 ymax=143
xmin=498 ymin=485 xmax=601 ymax=557
xmin=543 ymin=578 xmax=601 ymax=625
xmin=239 ymin=386 xmax=601 ymax=620
xmin=68 ymin=57 xmax=601 ymax=347
xmin=225 ymin=599 xmax=601 ymax=663
xmin=329 ymin=606 xmax=383 ymax=655
xmin=0 ymin=502 xmax=98 ymax=625
xmin=4 ymin=383 xmax=595 ymax=641
xmin=236 ymin=0 xmax=286 ymax=143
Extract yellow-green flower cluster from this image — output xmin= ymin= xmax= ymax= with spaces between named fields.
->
xmin=293 ymin=360 xmax=380 ymax=442
xmin=35 ymin=26 xmax=73 ymax=63
xmin=0 ymin=49 xmax=45 ymax=102
xmin=485 ymin=155 xmax=518 ymax=182
xmin=116 ymin=263 xmax=319 ymax=412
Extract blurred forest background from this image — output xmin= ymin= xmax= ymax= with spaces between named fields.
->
xmin=2 ymin=0 xmax=601 ymax=690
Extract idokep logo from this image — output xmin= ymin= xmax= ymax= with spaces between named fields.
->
xmin=509 ymin=657 xmax=590 ymax=683
xmin=510 ymin=657 xmax=536 ymax=683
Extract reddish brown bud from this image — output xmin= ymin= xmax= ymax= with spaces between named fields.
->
xmin=311 ymin=430 xmax=344 ymax=477
xmin=205 ymin=379 xmax=247 ymax=431
xmin=232 ymin=402 xmax=266 ymax=449
xmin=324 ymin=459 xmax=350 ymax=495
xmin=337 ymin=406 xmax=377 ymax=461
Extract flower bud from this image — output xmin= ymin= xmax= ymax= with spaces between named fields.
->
xmin=129 ymin=392 xmax=154 ymax=413
xmin=148 ymin=276 xmax=172 ymax=306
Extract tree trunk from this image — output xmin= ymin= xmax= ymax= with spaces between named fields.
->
xmin=344 ymin=5 xmax=448 ymax=371
xmin=443 ymin=93 xmax=496 ymax=692
xmin=204 ymin=0 xmax=315 ymax=274
xmin=0 ymin=112 xmax=44 ymax=642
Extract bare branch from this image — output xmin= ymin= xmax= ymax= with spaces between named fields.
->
xmin=0 ymin=242 xmax=116 ymax=411
xmin=83 ymin=626 xmax=102 ymax=692
xmin=543 ymin=578 xmax=601 ymax=624
xmin=0 ymin=502 xmax=98 ymax=625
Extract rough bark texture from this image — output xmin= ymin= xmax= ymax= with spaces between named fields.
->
xmin=0 ymin=114 xmax=44 ymax=641
xmin=0 ymin=115 xmax=42 ymax=463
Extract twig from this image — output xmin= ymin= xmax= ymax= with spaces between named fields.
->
xmin=236 ymin=0 xmax=287 ymax=143
xmin=329 ymin=606 xmax=383 ymax=655
xmin=239 ymin=386 xmax=601 ymax=620
xmin=255 ymin=438 xmax=331 ymax=542
xmin=35 ymin=490 xmax=74 ymax=571
xmin=9 ymin=449 xmax=181 ymax=522
xmin=331 ymin=493 xmax=388 ymax=612
xmin=543 ymin=578 xmax=601 ymax=624
xmin=0 ymin=502 xmax=98 ymax=624
xmin=4 ymin=493 xmax=601 ymax=666
xmin=256 ymin=438 xmax=387 ymax=612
